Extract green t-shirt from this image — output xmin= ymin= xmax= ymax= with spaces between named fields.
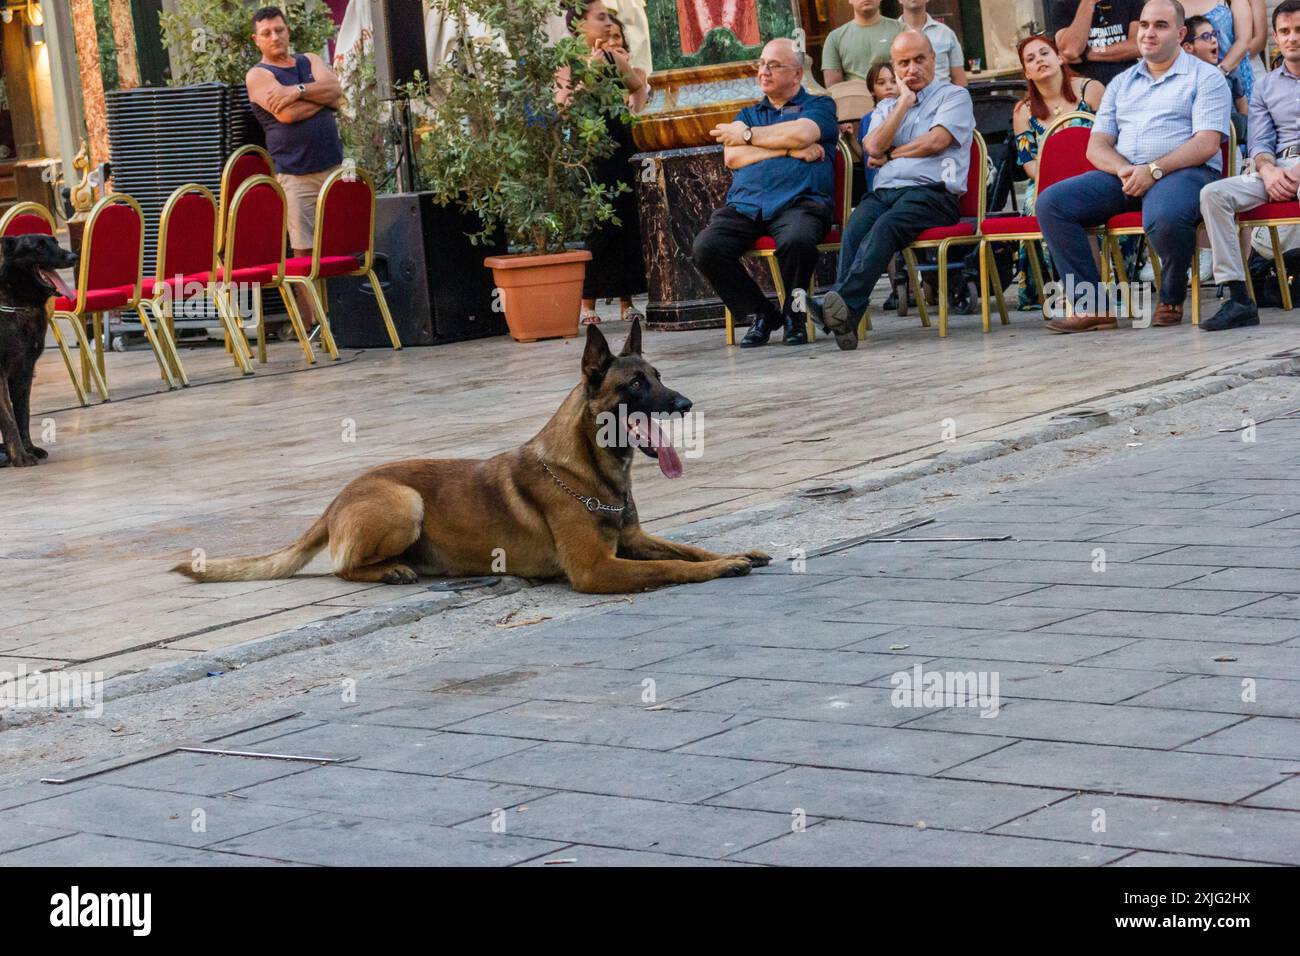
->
xmin=822 ymin=17 xmax=906 ymax=81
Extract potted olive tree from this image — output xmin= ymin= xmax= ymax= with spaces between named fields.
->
xmin=416 ymin=0 xmax=627 ymax=342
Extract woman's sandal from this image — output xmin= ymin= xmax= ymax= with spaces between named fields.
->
xmin=620 ymin=303 xmax=645 ymax=323
xmin=580 ymin=309 xmax=602 ymax=326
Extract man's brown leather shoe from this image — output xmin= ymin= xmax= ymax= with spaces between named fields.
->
xmin=1045 ymin=314 xmax=1118 ymax=334
xmin=1152 ymin=303 xmax=1183 ymax=326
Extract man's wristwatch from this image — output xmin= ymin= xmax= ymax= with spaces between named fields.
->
xmin=1148 ymin=163 xmax=1164 ymax=181
xmin=742 ymin=124 xmax=753 ymax=144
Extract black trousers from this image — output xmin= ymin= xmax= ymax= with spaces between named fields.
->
xmin=835 ymin=184 xmax=960 ymax=313
xmin=691 ymin=200 xmax=832 ymax=321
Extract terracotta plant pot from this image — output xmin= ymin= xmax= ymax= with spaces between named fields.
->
xmin=483 ymin=249 xmax=591 ymax=343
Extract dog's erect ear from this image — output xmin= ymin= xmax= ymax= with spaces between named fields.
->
xmin=619 ymin=316 xmax=642 ymax=356
xmin=582 ymin=323 xmax=613 ymax=386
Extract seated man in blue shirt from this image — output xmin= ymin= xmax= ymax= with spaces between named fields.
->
xmin=808 ymin=30 xmax=975 ymax=350
xmin=1037 ymin=0 xmax=1231 ymax=332
xmin=693 ymin=38 xmax=840 ymax=347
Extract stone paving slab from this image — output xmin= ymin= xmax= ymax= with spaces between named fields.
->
xmin=454 ymin=791 xmax=800 ymax=859
xmin=1039 ymin=609 xmax=1300 ymax=644
xmin=0 ymin=784 xmax=314 ymax=849
xmin=230 ymin=765 xmax=547 ymax=827
xmin=733 ymin=819 xmax=1127 ymax=867
xmin=938 ymin=739 xmax=1300 ymax=803
xmin=208 ymin=813 xmax=566 ymax=866
xmin=1177 ymin=716 xmax=1300 ymax=759
xmin=677 ymin=717 xmax=1011 ymax=775
xmin=992 ymin=795 xmax=1300 ymax=865
xmin=705 ymin=766 xmax=1065 ymax=832
xmin=452 ymin=741 xmax=785 ymax=804
xmin=902 ymin=699 xmax=1241 ymax=749
xmin=844 ymin=626 xmax=1135 ymax=665
xmin=0 ymin=832 xmax=298 ymax=866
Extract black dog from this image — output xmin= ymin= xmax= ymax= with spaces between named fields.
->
xmin=0 ymin=234 xmax=78 ymax=467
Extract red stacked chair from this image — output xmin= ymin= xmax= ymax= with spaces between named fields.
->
xmin=143 ymin=183 xmax=252 ymax=377
xmin=976 ymin=111 xmax=1098 ymax=330
xmin=282 ymin=167 xmax=402 ymax=357
xmin=218 ymin=174 xmax=313 ymax=364
xmin=217 ymin=145 xmax=274 ymax=250
xmin=50 ymin=194 xmax=183 ymax=401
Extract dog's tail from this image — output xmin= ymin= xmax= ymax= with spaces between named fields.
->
xmin=172 ymin=516 xmax=329 ymax=582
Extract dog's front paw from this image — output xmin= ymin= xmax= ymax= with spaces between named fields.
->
xmin=736 ymin=550 xmax=771 ymax=567
xmin=380 ymin=564 xmax=420 ymax=585
xmin=25 ymin=445 xmax=48 ymax=460
xmin=715 ymin=556 xmax=753 ymax=578
xmin=0 ymin=446 xmax=37 ymax=468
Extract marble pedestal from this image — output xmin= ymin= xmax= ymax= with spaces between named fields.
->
xmin=632 ymin=144 xmax=837 ymax=331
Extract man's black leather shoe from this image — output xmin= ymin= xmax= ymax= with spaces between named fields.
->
xmin=1200 ymin=298 xmax=1260 ymax=331
xmin=739 ymin=314 xmax=775 ymax=347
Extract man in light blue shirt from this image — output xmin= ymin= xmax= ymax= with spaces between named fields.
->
xmin=807 ymin=30 xmax=975 ymax=350
xmin=1198 ymin=0 xmax=1300 ymax=331
xmin=1037 ymin=0 xmax=1231 ymax=332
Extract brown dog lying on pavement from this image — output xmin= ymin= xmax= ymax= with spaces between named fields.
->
xmin=174 ymin=319 xmax=771 ymax=592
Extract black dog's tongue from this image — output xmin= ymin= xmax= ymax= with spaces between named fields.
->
xmin=39 ymin=269 xmax=74 ymax=300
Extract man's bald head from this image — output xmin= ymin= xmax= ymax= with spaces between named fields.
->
xmin=892 ymin=29 xmax=936 ymax=91
xmin=757 ymin=38 xmax=804 ymax=100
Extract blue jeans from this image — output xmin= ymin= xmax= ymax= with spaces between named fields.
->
xmin=1035 ymin=167 xmax=1218 ymax=309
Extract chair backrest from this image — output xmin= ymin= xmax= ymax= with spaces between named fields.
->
xmin=1222 ymin=123 xmax=1237 ymax=178
xmin=959 ymin=131 xmax=988 ymax=222
xmin=72 ymin=194 xmax=144 ymax=311
xmin=0 ymin=202 xmax=55 ymax=237
xmin=832 ymin=137 xmax=852 ymax=229
xmin=224 ymin=175 xmax=287 ymax=280
xmin=313 ymin=167 xmax=376 ymax=273
xmin=1037 ymin=111 xmax=1098 ymax=197
xmin=218 ymin=145 xmax=274 ymax=245
xmin=157 ymin=184 xmax=219 ymax=284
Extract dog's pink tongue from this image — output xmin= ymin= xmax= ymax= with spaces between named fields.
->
xmin=43 ymin=270 xmax=74 ymax=299
xmin=647 ymin=418 xmax=684 ymax=479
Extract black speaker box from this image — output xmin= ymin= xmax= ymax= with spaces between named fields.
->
xmin=371 ymin=0 xmax=428 ymax=98
xmin=326 ymin=192 xmax=508 ymax=347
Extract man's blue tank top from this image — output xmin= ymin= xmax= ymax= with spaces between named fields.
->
xmin=250 ymin=54 xmax=344 ymax=175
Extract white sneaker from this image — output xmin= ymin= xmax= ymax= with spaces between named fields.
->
xmin=1199 ymin=248 xmax=1214 ymax=282
xmin=1139 ymin=260 xmax=1155 ymax=283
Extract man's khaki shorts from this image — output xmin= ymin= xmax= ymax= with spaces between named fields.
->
xmin=277 ymin=167 xmax=337 ymax=251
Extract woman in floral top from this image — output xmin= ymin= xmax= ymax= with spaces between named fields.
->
xmin=1012 ymin=34 xmax=1105 ymax=310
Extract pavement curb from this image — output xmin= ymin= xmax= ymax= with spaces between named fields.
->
xmin=7 ymin=351 xmax=1296 ymax=723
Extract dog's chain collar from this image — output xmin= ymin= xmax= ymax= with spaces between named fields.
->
xmin=537 ymin=455 xmax=626 ymax=515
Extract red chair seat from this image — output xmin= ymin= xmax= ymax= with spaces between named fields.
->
xmin=1107 ymin=211 xmax=1144 ymax=229
xmin=913 ymin=222 xmax=977 ymax=242
xmin=284 ymin=254 xmax=363 ymax=277
xmin=980 ymin=215 xmax=1039 ymax=236
xmin=213 ymin=264 xmax=281 ymax=284
xmin=1237 ymin=201 xmax=1300 ymax=223
xmin=141 ymin=272 xmax=212 ymax=295
xmin=749 ymin=228 xmax=843 ymax=253
xmin=54 ymin=284 xmax=137 ymax=312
